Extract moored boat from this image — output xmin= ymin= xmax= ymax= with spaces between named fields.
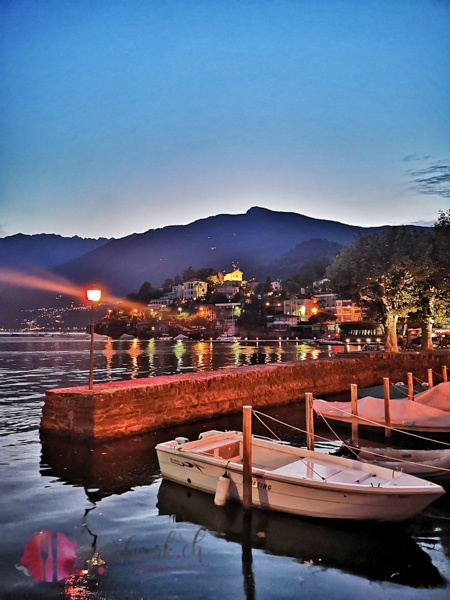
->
xmin=313 ymin=382 xmax=450 ymax=433
xmin=334 ymin=443 xmax=450 ymax=485
xmin=156 ymin=429 xmax=444 ymax=522
xmin=216 ymin=333 xmax=241 ymax=342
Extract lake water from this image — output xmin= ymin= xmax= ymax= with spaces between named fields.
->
xmin=1 ymin=335 xmax=450 ymax=599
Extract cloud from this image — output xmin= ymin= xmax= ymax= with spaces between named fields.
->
xmin=409 ymin=161 xmax=450 ymax=199
xmin=402 ymin=153 xmax=431 ymax=162
xmin=409 ymin=220 xmax=435 ymax=227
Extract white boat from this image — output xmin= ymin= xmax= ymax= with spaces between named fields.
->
xmin=216 ymin=333 xmax=241 ymax=342
xmin=316 ymin=338 xmax=345 ymax=346
xmin=119 ymin=333 xmax=135 ymax=340
xmin=334 ymin=443 xmax=450 ymax=485
xmin=156 ymin=430 xmax=444 ymax=522
xmin=313 ymin=382 xmax=450 ymax=433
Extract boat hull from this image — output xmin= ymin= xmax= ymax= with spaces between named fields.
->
xmin=156 ymin=432 xmax=444 ymax=522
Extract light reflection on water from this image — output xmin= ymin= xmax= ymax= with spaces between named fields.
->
xmin=0 ymin=336 xmax=329 ymax=438
xmin=0 ymin=336 xmax=327 ymax=437
xmin=1 ymin=336 xmax=450 ymax=598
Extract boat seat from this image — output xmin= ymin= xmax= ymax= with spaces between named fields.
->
xmin=272 ymin=459 xmax=383 ymax=485
xmin=272 ymin=459 xmax=343 ymax=480
xmin=325 ymin=471 xmax=378 ymax=484
xmin=196 ymin=439 xmax=242 ymax=460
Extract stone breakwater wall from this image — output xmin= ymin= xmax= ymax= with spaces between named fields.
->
xmin=41 ymin=352 xmax=449 ymax=440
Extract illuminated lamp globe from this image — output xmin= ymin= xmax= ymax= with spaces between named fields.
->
xmin=86 ymin=288 xmax=102 ymax=302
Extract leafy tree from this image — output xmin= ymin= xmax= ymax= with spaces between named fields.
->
xmin=262 ymin=276 xmax=272 ymax=294
xmin=399 ymin=211 xmax=450 ymax=348
xmin=196 ymin=267 xmax=216 ymax=281
xmin=427 ymin=210 xmax=450 ymax=328
xmin=309 ymin=311 xmax=336 ymax=324
xmin=236 ymin=295 xmax=266 ymax=330
xmin=288 ymin=257 xmax=332 ymax=290
xmin=283 ymin=279 xmax=302 ymax=295
xmin=126 ymin=281 xmax=161 ymax=305
xmin=208 ymin=291 xmax=229 ymax=304
xmin=326 ymin=228 xmax=425 ymax=352
xmin=182 ymin=266 xmax=196 ymax=281
xmin=162 ymin=278 xmax=175 ymax=292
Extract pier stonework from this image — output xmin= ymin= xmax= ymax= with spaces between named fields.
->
xmin=41 ymin=352 xmax=449 ymax=440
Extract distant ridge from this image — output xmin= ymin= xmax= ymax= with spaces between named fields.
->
xmin=0 ymin=207 xmax=428 ymax=327
xmin=0 ymin=233 xmax=109 ymax=272
xmin=51 ymin=206 xmax=397 ymax=295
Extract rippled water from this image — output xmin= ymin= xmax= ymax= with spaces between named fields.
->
xmin=1 ymin=336 xmax=450 ymax=599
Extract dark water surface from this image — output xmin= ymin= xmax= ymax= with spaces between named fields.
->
xmin=1 ymin=335 xmax=450 ymax=599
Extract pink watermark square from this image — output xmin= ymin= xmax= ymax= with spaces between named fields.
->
xmin=18 ymin=530 xmax=79 ymax=582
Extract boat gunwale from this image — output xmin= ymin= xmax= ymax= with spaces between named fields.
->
xmin=156 ymin=432 xmax=444 ymax=495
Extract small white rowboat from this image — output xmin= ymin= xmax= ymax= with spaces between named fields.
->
xmin=356 ymin=447 xmax=450 ymax=485
xmin=156 ymin=430 xmax=444 ymax=522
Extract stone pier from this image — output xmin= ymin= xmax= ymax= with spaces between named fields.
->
xmin=41 ymin=352 xmax=449 ymax=440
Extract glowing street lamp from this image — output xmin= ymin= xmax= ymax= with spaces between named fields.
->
xmin=86 ymin=287 xmax=102 ymax=390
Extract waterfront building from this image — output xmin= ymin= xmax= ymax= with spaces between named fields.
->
xmin=315 ymin=293 xmax=364 ymax=322
xmin=284 ymin=297 xmax=316 ymax=320
xmin=182 ymin=279 xmax=208 ymax=300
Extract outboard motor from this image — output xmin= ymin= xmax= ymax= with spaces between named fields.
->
xmin=175 ymin=437 xmax=189 ymax=445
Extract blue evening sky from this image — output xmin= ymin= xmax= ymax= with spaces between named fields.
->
xmin=1 ymin=0 xmax=449 ymax=238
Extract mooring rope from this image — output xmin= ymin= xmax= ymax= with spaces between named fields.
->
xmin=432 ymin=368 xmax=445 ymax=381
xmin=413 ymin=374 xmax=427 ymax=386
xmin=252 ymin=407 xmax=450 ymax=476
xmin=389 ymin=382 xmax=411 ymax=397
xmin=252 ymin=410 xmax=284 ymax=442
xmin=252 ymin=409 xmax=331 ymax=481
xmin=252 ymin=408 xmax=344 ymax=448
xmin=312 ymin=399 xmax=450 ymax=448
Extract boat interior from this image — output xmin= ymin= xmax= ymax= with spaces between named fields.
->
xmin=163 ymin=433 xmax=439 ymax=487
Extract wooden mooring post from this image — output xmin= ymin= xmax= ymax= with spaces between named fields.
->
xmin=383 ymin=377 xmax=392 ymax=439
xmin=443 ymin=365 xmax=448 ymax=383
xmin=428 ymin=368 xmax=434 ymax=388
xmin=305 ymin=392 xmax=314 ymax=451
xmin=407 ymin=372 xmax=414 ymax=400
xmin=350 ymin=383 xmax=359 ymax=446
xmin=242 ymin=405 xmax=252 ymax=513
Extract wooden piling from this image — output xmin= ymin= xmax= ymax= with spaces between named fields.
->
xmin=383 ymin=377 xmax=391 ymax=439
xmin=242 ymin=405 xmax=252 ymax=513
xmin=407 ymin=372 xmax=414 ymax=400
xmin=305 ymin=393 xmax=314 ymax=451
xmin=350 ymin=383 xmax=359 ymax=446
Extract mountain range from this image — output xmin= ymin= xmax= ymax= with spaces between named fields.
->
xmin=0 ymin=207 xmax=426 ymax=328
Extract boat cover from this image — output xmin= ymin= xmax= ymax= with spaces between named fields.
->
xmin=313 ymin=394 xmax=450 ymax=430
xmin=414 ymin=382 xmax=450 ymax=411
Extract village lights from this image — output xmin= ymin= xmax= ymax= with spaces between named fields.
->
xmin=86 ymin=287 xmax=102 ymax=390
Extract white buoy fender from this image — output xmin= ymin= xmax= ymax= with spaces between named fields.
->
xmin=214 ymin=473 xmax=230 ymax=506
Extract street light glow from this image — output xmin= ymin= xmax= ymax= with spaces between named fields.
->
xmin=86 ymin=288 xmax=102 ymax=302
xmin=87 ymin=287 xmax=102 ymax=390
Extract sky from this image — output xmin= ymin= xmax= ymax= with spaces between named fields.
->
xmin=1 ymin=0 xmax=449 ymax=239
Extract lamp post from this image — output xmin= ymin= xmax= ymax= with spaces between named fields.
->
xmin=86 ymin=287 xmax=101 ymax=390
